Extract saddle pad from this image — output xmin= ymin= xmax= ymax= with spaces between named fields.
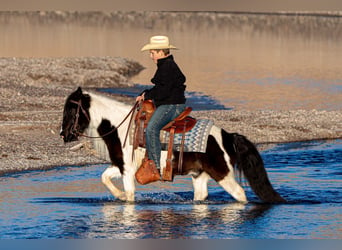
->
xmin=129 ymin=119 xmax=213 ymax=153
xmin=160 ymin=119 xmax=213 ymax=153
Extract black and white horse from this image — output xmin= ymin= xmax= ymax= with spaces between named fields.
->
xmin=60 ymin=87 xmax=285 ymax=203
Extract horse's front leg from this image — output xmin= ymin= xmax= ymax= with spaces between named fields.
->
xmin=101 ymin=166 xmax=127 ymax=201
xmin=192 ymin=172 xmax=210 ymax=201
xmin=122 ymin=168 xmax=136 ymax=202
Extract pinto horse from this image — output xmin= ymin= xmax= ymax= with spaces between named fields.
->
xmin=60 ymin=87 xmax=285 ymax=203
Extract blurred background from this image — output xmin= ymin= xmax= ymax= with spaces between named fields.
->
xmin=1 ymin=9 xmax=341 ymax=110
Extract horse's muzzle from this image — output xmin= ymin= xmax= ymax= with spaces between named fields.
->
xmin=60 ymin=130 xmax=78 ymax=143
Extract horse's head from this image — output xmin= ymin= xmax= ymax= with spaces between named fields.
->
xmin=60 ymin=87 xmax=91 ymax=142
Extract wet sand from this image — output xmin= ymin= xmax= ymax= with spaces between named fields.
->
xmin=0 ymin=57 xmax=341 ymax=176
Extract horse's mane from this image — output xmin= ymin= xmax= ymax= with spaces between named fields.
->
xmin=86 ymin=91 xmax=131 ymax=119
xmin=84 ymin=91 xmax=132 ymax=162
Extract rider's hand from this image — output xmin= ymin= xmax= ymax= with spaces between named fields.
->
xmin=136 ymin=93 xmax=145 ymax=102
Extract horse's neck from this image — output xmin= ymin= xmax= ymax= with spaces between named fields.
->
xmin=87 ymin=92 xmax=131 ymax=136
xmin=86 ymin=92 xmax=133 ymax=161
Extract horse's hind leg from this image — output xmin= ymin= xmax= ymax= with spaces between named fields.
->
xmin=218 ymin=172 xmax=247 ymax=203
xmin=192 ymin=170 xmax=247 ymax=203
xmin=192 ymin=172 xmax=210 ymax=201
xmin=101 ymin=166 xmax=127 ymax=201
xmin=205 ymin=129 xmax=247 ymax=203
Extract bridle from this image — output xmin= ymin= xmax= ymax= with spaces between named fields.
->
xmin=68 ymin=99 xmax=139 ymax=146
xmin=69 ymin=99 xmax=90 ymax=137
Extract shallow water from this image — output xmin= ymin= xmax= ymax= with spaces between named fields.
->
xmin=0 ymin=140 xmax=341 ymax=239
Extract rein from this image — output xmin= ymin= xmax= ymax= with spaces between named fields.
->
xmin=69 ymin=99 xmax=139 ymax=142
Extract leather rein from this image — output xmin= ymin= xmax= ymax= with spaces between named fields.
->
xmin=69 ymin=99 xmax=138 ymax=146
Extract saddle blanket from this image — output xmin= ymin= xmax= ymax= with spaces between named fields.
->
xmin=160 ymin=119 xmax=214 ymax=153
xmin=130 ymin=118 xmax=214 ymax=153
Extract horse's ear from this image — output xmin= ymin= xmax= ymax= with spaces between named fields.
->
xmin=73 ymin=87 xmax=83 ymax=99
xmin=76 ymin=87 xmax=83 ymax=94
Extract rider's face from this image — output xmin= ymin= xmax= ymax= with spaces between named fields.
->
xmin=149 ymin=50 xmax=166 ymax=64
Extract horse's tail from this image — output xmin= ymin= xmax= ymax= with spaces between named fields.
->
xmin=224 ymin=130 xmax=286 ymax=203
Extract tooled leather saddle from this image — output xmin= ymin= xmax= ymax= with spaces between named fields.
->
xmin=133 ymin=100 xmax=197 ymax=182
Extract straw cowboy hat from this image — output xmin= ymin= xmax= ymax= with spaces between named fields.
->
xmin=141 ymin=35 xmax=178 ymax=51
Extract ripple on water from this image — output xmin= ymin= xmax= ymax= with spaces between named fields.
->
xmin=0 ymin=140 xmax=341 ymax=239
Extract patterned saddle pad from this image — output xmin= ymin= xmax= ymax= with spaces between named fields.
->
xmin=130 ymin=118 xmax=213 ymax=153
xmin=160 ymin=119 xmax=214 ymax=153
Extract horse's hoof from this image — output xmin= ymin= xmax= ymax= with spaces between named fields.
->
xmin=117 ymin=193 xmax=127 ymax=201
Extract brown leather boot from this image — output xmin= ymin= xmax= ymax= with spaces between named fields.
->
xmin=135 ymin=158 xmax=161 ymax=185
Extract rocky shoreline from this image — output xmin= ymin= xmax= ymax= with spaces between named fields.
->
xmin=0 ymin=57 xmax=341 ymax=176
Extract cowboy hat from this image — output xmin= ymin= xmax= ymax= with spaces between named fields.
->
xmin=141 ymin=35 xmax=178 ymax=51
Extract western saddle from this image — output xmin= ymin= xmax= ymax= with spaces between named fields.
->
xmin=133 ymin=100 xmax=196 ymax=182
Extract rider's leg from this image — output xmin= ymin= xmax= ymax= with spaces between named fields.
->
xmin=145 ymin=104 xmax=185 ymax=169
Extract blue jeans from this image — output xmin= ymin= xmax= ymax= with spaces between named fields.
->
xmin=145 ymin=104 xmax=185 ymax=169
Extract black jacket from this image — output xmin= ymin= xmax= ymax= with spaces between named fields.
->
xmin=144 ymin=55 xmax=186 ymax=107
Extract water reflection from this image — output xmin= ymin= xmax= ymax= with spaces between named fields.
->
xmin=96 ymin=202 xmax=271 ymax=239
xmin=0 ymin=140 xmax=340 ymax=239
xmin=97 ymin=203 xmax=141 ymax=238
